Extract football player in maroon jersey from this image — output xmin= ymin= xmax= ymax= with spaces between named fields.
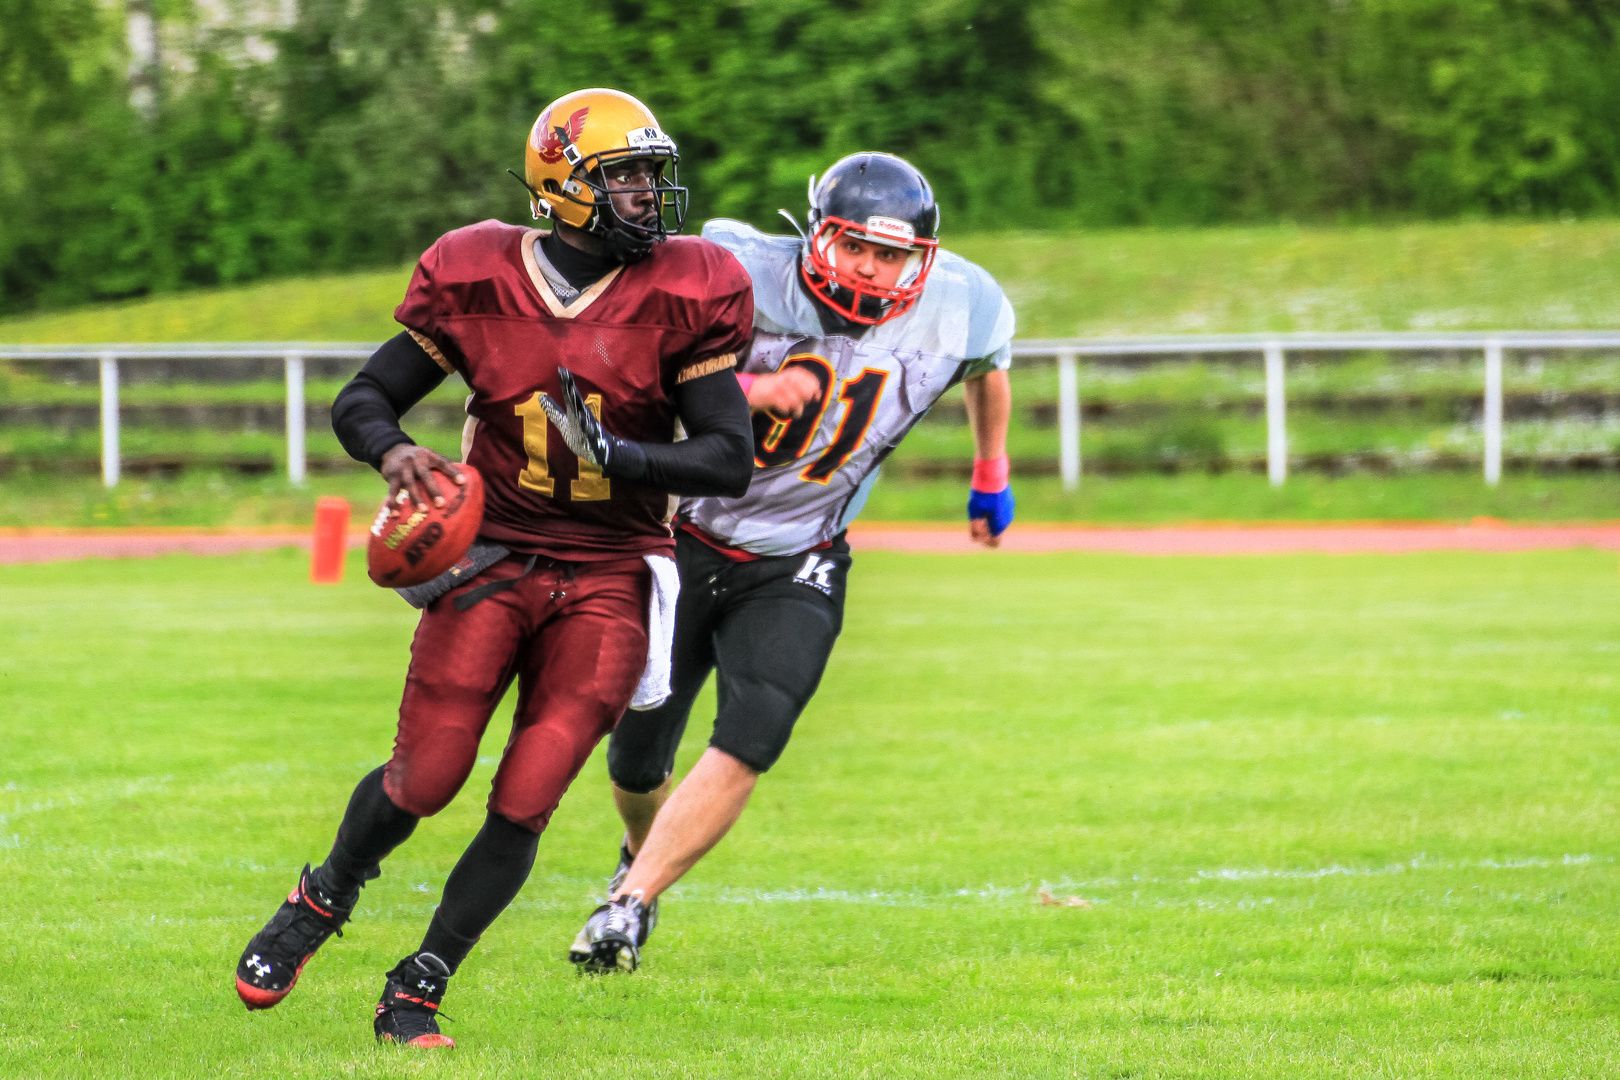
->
xmin=232 ymin=88 xmax=755 ymax=1049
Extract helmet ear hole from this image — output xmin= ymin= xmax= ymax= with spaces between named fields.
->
xmin=542 ymin=179 xmax=563 ymax=195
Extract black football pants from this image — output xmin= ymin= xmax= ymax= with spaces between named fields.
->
xmin=607 ymin=530 xmax=850 ymax=791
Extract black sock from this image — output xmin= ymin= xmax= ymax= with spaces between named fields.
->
xmin=310 ymin=766 xmax=419 ymax=905
xmin=417 ymin=914 xmax=479 ymax=979
xmin=419 ymin=811 xmax=540 ymax=975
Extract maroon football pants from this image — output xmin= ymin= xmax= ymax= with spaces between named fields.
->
xmin=382 ymin=554 xmax=651 ymax=833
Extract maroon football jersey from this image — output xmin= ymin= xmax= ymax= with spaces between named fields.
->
xmin=394 ymin=221 xmax=753 ymax=562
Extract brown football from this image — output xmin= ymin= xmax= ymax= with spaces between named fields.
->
xmin=366 ymin=465 xmax=485 ymax=588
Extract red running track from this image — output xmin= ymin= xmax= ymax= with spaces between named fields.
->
xmin=845 ymin=522 xmax=1620 ymax=556
xmin=2 ymin=523 xmax=1619 ymax=564
xmin=0 ymin=532 xmax=365 ymax=565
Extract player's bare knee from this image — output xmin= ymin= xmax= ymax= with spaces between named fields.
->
xmin=704 ymin=745 xmax=763 ymax=781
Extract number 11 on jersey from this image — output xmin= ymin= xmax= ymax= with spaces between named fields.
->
xmin=514 ymin=392 xmax=612 ymax=501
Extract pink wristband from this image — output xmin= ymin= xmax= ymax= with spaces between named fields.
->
xmin=971 ymin=455 xmax=1010 ymax=492
xmin=735 ymin=373 xmax=758 ymax=397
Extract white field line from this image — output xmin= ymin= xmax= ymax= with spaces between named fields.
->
xmin=14 ymin=852 xmax=1612 ymax=927
xmin=669 ymin=854 xmax=1611 ymax=908
xmin=0 ymin=775 xmax=172 ymax=827
xmin=1179 ymin=852 xmax=1598 ymax=884
xmin=488 ymin=853 xmax=1618 ymax=915
xmin=1 ymin=779 xmax=1607 ymax=910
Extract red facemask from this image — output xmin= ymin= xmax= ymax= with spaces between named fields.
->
xmin=799 ymin=215 xmax=939 ymax=326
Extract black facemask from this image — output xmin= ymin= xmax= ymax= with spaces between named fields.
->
xmin=600 ymin=223 xmax=659 ymax=265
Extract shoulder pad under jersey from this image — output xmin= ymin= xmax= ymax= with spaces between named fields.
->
xmin=638 ymin=234 xmax=753 ymax=303
xmin=422 ymin=219 xmax=527 ymax=280
xmin=917 ymin=248 xmax=1016 ymax=362
xmin=702 ymin=218 xmax=1014 ymax=360
xmin=700 ymin=219 xmax=822 ymax=336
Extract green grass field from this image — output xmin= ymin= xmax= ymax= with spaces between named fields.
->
xmin=4 ymin=547 xmax=1619 ymax=1077
xmin=4 ymin=471 xmax=1619 ymax=529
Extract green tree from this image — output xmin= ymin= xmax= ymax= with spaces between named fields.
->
xmin=0 ymin=0 xmax=127 ymax=309
xmin=6 ymin=0 xmax=1620 ymax=317
xmin=1034 ymin=0 xmax=1620 ymax=223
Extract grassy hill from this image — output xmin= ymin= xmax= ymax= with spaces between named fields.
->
xmin=5 ymin=219 xmax=1620 ymax=525
xmin=3 ymin=219 xmax=1620 ymax=344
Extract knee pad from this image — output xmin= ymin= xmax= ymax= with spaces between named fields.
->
xmin=708 ymin=729 xmax=788 ymax=774
xmin=709 ymin=683 xmax=801 ymax=774
xmin=606 ymin=704 xmax=688 ymax=794
xmin=383 ymin=761 xmax=462 ymax=820
xmin=606 ymin=736 xmax=670 ymax=795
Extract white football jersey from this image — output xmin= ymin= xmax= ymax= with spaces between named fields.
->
xmin=681 ymin=219 xmax=1015 ymax=556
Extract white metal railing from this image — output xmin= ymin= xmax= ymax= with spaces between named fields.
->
xmin=5 ymin=332 xmax=1620 ymax=489
xmin=0 ymin=343 xmax=372 ymax=487
xmin=1011 ymin=331 xmax=1620 ymax=491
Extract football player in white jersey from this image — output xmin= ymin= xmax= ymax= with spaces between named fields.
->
xmin=569 ymin=152 xmax=1015 ymax=970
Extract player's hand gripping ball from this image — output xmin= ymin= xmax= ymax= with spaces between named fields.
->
xmin=366 ymin=464 xmax=485 ymax=587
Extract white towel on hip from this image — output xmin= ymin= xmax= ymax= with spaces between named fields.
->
xmin=629 ymin=553 xmax=681 ymax=711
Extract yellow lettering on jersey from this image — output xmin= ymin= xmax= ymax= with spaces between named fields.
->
xmin=514 ymin=394 xmax=555 ymax=497
xmin=570 ymin=393 xmax=612 ymax=502
xmin=757 ymin=412 xmax=791 ymax=455
xmin=514 ymin=391 xmax=612 ymax=502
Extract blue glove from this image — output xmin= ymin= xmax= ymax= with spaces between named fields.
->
xmin=968 ymin=484 xmax=1015 ymax=538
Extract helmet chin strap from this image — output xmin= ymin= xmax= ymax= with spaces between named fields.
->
xmin=896 ymin=250 xmax=924 ymax=289
xmin=506 ymin=169 xmax=549 ymax=221
xmin=601 ymin=225 xmax=656 ymax=264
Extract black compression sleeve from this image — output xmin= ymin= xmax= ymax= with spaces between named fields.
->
xmin=331 ymin=332 xmax=451 ymax=469
xmin=603 ymin=368 xmax=753 ymax=497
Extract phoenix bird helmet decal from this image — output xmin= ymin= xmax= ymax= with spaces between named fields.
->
xmin=534 ymin=107 xmax=590 ymax=165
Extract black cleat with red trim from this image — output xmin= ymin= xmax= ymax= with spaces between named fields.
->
xmin=374 ymin=952 xmax=455 ymax=1049
xmin=235 ymin=863 xmax=353 ymax=1010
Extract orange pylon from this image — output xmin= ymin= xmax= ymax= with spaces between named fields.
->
xmin=311 ymin=497 xmax=351 ymax=584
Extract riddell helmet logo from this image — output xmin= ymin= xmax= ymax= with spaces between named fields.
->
xmin=535 ymin=107 xmax=589 ymax=164
xmin=863 ymin=216 xmax=915 ymax=246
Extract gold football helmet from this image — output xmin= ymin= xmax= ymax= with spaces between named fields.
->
xmin=521 ymin=88 xmax=686 ymax=259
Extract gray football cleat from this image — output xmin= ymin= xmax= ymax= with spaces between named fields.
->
xmin=569 ymin=841 xmax=658 ymax=967
xmin=606 ymin=841 xmax=658 ymax=936
xmin=569 ymin=892 xmax=651 ymax=973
